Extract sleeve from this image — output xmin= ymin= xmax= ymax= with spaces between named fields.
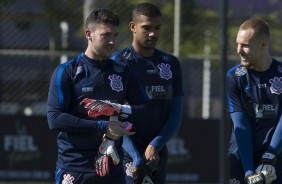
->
xmin=230 ymin=112 xmax=254 ymax=176
xmin=268 ymin=114 xmax=282 ymax=154
xmin=226 ymin=71 xmax=254 ymax=176
xmin=149 ymin=96 xmax=183 ymax=152
xmin=122 ymin=135 xmax=144 ymax=166
xmin=47 ymin=64 xmax=107 ymax=133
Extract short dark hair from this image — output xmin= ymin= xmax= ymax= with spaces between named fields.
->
xmin=86 ymin=9 xmax=120 ymax=29
xmin=132 ymin=3 xmax=162 ymax=21
xmin=239 ymin=18 xmax=270 ymax=39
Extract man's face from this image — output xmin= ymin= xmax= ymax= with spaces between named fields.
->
xmin=89 ymin=24 xmax=118 ymax=60
xmin=236 ymin=28 xmax=263 ymax=68
xmin=131 ymin=15 xmax=162 ymax=50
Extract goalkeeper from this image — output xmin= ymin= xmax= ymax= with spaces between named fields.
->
xmin=47 ymin=8 xmax=156 ymax=184
xmin=226 ymin=18 xmax=282 ymax=184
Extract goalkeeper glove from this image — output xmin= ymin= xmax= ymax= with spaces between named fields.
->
xmin=81 ymin=98 xmax=130 ymax=118
xmin=132 ymin=162 xmax=157 ymax=184
xmin=255 ymin=151 xmax=277 ymax=184
xmin=244 ymin=173 xmax=265 ymax=184
xmin=95 ymin=137 xmax=120 ymax=177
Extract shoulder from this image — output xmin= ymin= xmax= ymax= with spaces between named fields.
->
xmin=226 ymin=64 xmax=246 ymax=77
xmin=111 ymin=46 xmax=133 ymax=64
xmin=155 ymin=49 xmax=179 ymax=63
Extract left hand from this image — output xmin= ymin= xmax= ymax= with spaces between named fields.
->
xmin=255 ymin=151 xmax=277 ymax=184
xmin=144 ymin=145 xmax=159 ymax=165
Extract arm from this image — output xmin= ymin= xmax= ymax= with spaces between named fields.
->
xmin=268 ymin=114 xmax=282 ymax=154
xmin=149 ymin=96 xmax=183 ymax=152
xmin=122 ymin=135 xmax=143 ymax=166
xmin=230 ymin=111 xmax=254 ymax=176
xmin=47 ymin=64 xmax=108 ymax=133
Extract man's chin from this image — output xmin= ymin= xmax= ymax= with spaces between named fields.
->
xmin=241 ymin=61 xmax=250 ymax=68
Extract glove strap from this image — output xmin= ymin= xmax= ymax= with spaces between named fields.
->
xmin=261 ymin=150 xmax=277 ymax=166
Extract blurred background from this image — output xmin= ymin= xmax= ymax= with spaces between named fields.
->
xmin=0 ymin=0 xmax=282 ymax=183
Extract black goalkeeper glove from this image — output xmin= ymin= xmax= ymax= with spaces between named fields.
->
xmin=132 ymin=162 xmax=157 ymax=184
xmin=255 ymin=151 xmax=277 ymax=184
xmin=244 ymin=173 xmax=265 ymax=184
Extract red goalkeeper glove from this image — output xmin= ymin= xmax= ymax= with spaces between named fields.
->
xmin=81 ymin=98 xmax=121 ymax=117
xmin=81 ymin=98 xmax=131 ymax=118
xmin=95 ymin=137 xmax=120 ymax=177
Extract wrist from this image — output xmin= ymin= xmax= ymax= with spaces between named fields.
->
xmin=261 ymin=150 xmax=277 ymax=165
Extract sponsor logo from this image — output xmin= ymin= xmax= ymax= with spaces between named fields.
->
xmin=269 ymin=77 xmax=282 ymax=95
xmin=75 ymin=66 xmax=83 ymax=75
xmin=157 ymin=63 xmax=172 ymax=80
xmin=276 ymin=65 xmax=282 ymax=73
xmin=109 ymin=74 xmax=123 ymax=92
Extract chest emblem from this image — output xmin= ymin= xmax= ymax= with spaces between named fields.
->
xmin=269 ymin=77 xmax=282 ymax=95
xmin=109 ymin=74 xmax=123 ymax=92
xmin=235 ymin=67 xmax=247 ymax=76
xmin=157 ymin=63 xmax=172 ymax=80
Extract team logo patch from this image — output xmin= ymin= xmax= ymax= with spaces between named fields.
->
xmin=157 ymin=63 xmax=172 ymax=80
xmin=62 ymin=174 xmax=75 ymax=184
xmin=229 ymin=178 xmax=240 ymax=184
xmin=235 ymin=67 xmax=247 ymax=76
xmin=125 ymin=162 xmax=134 ymax=177
xmin=109 ymin=74 xmax=123 ymax=92
xmin=269 ymin=77 xmax=282 ymax=95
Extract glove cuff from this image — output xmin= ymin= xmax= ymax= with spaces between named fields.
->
xmin=261 ymin=150 xmax=277 ymax=166
xmin=120 ymin=105 xmax=132 ymax=118
xmin=245 ymin=173 xmax=265 ymax=184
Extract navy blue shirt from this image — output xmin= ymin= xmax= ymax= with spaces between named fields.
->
xmin=227 ymin=59 xmax=282 ymax=155
xmin=112 ymin=45 xmax=184 ymax=153
xmin=47 ymin=53 xmax=154 ymax=172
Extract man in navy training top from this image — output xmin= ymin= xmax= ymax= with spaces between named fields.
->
xmin=226 ymin=18 xmax=282 ymax=184
xmin=112 ymin=3 xmax=184 ymax=184
xmin=47 ymin=9 xmax=155 ymax=184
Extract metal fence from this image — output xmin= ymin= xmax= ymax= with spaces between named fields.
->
xmin=1 ymin=0 xmax=282 ymax=118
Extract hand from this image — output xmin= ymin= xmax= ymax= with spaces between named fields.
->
xmin=256 ymin=151 xmax=277 ymax=184
xmin=244 ymin=173 xmax=265 ymax=184
xmin=95 ymin=137 xmax=120 ymax=177
xmin=131 ymin=162 xmax=157 ymax=184
xmin=144 ymin=145 xmax=159 ymax=165
xmin=81 ymin=98 xmax=121 ymax=117
xmin=106 ymin=121 xmax=134 ymax=140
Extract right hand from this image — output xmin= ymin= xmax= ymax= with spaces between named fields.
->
xmin=106 ymin=121 xmax=135 ymax=140
xmin=144 ymin=145 xmax=160 ymax=166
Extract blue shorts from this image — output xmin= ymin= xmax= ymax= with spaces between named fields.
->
xmin=55 ymin=165 xmax=126 ymax=184
xmin=123 ymin=146 xmax=168 ymax=184
xmin=227 ymin=153 xmax=282 ymax=184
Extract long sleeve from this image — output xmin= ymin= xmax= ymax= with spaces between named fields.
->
xmin=230 ymin=112 xmax=254 ymax=176
xmin=149 ymin=96 xmax=183 ymax=152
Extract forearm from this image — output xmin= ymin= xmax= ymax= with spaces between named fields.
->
xmin=150 ymin=96 xmax=183 ymax=152
xmin=231 ymin=112 xmax=254 ymax=176
xmin=122 ymin=135 xmax=143 ymax=166
xmin=268 ymin=115 xmax=282 ymax=154
xmin=47 ymin=110 xmax=107 ymax=133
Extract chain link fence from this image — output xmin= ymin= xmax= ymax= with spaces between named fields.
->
xmin=1 ymin=0 xmax=282 ymax=118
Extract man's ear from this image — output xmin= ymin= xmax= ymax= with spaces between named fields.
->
xmin=129 ymin=21 xmax=136 ymax=33
xmin=85 ymin=29 xmax=92 ymax=41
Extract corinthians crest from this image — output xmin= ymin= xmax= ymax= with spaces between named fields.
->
xmin=157 ymin=63 xmax=172 ymax=80
xmin=269 ymin=77 xmax=282 ymax=95
xmin=109 ymin=74 xmax=123 ymax=92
